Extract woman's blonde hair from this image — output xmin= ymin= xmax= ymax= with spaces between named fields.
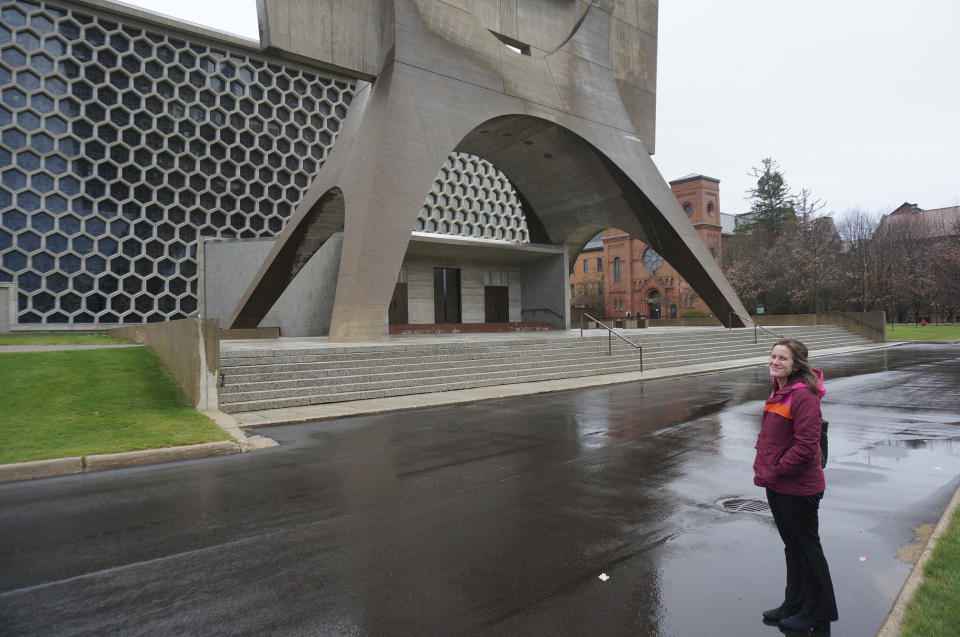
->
xmin=773 ymin=338 xmax=819 ymax=393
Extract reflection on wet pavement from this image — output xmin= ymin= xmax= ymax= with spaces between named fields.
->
xmin=0 ymin=345 xmax=957 ymax=636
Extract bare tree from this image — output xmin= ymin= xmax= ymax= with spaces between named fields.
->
xmin=876 ymin=212 xmax=937 ymax=322
xmin=835 ymin=209 xmax=882 ymax=311
xmin=929 ymin=216 xmax=960 ymax=322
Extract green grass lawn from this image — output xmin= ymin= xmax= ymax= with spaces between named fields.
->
xmin=0 ymin=332 xmax=132 ymax=346
xmin=901 ymin=505 xmax=960 ymax=637
xmin=887 ymin=324 xmax=960 ymax=342
xmin=0 ymin=347 xmax=230 ymax=464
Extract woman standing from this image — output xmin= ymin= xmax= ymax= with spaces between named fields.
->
xmin=754 ymin=339 xmax=838 ymax=635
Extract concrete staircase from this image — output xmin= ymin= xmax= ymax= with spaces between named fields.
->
xmin=217 ymin=325 xmax=871 ymax=414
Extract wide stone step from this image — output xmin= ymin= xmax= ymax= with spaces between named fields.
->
xmin=219 ymin=359 xmax=652 ymax=412
xmin=220 ymin=332 xmax=864 ymax=381
xmin=220 ymin=356 xmax=646 ymax=402
xmin=221 ymin=346 xmax=650 ymax=381
xmin=221 ymin=335 xmax=863 ymax=403
xmin=218 ymin=327 xmax=837 ymax=367
xmin=217 ymin=325 xmax=873 ymax=412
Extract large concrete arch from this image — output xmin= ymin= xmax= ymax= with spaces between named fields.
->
xmin=228 ymin=0 xmax=748 ymax=340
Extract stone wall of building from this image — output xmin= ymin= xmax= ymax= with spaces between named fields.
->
xmin=404 ymin=258 xmax=522 ymax=325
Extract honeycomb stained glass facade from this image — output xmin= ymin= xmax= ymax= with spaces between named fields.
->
xmin=417 ymin=152 xmax=528 ymax=243
xmin=0 ymin=0 xmax=528 ymax=327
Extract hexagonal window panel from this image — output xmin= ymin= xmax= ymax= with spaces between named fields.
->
xmin=97 ymin=274 xmax=118 ymax=293
xmin=110 ymin=294 xmax=131 ymax=312
xmin=2 ymin=85 xmax=28 ymax=109
xmin=134 ymin=293 xmax=153 ymax=314
xmin=85 ymin=293 xmax=106 ymax=313
xmin=134 ymin=256 xmax=153 ymax=276
xmin=72 ymin=273 xmax=95 ymax=292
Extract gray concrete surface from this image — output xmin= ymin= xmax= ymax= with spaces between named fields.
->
xmin=202 ymin=234 xmax=344 ymax=338
xmin=232 ymin=1 xmax=751 ymax=340
xmin=1 ymin=344 xmax=957 ymax=635
xmin=0 ymin=457 xmax=83 ymax=483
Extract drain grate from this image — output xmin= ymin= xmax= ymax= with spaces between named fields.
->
xmin=718 ymin=497 xmax=771 ymax=514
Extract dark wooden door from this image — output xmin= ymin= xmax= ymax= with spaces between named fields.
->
xmin=433 ymin=268 xmax=461 ymax=323
xmin=484 ymin=286 xmax=509 ymax=322
xmin=389 ymin=282 xmax=408 ymax=325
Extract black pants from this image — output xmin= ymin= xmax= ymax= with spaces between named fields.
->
xmin=766 ymin=488 xmax=839 ymax=622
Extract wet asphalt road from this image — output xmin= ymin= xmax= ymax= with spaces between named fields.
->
xmin=1 ymin=344 xmax=959 ymax=636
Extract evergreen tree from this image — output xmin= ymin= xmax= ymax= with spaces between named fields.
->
xmin=741 ymin=157 xmax=795 ymax=234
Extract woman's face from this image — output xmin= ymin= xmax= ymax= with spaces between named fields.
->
xmin=769 ymin=345 xmax=796 ymax=382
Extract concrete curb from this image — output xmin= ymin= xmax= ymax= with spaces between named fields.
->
xmin=876 ymin=481 xmax=960 ymax=637
xmin=0 ymin=457 xmax=83 ymax=483
xmin=0 ymin=442 xmax=242 ymax=484
xmin=84 ymin=440 xmax=242 ymax=472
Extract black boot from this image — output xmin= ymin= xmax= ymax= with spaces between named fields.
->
xmin=762 ymin=603 xmax=801 ymax=624
xmin=778 ymin=612 xmax=831 ymax=635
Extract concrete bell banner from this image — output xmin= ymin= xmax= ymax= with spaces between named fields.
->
xmin=229 ymin=0 xmax=748 ymax=341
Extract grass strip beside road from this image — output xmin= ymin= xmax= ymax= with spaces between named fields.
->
xmin=0 ymin=332 xmax=131 ymax=346
xmin=901 ymin=505 xmax=960 ymax=637
xmin=0 ymin=348 xmax=230 ymax=464
xmin=887 ymin=324 xmax=960 ymax=342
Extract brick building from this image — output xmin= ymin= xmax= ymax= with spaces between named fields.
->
xmin=570 ymin=174 xmax=729 ymax=320
xmin=568 ymin=233 xmax=604 ymax=324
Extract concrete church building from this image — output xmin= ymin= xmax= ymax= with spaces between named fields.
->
xmin=0 ymin=0 xmax=748 ymax=340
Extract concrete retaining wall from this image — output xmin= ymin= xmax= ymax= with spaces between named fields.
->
xmin=612 ymin=312 xmax=886 ymax=342
xmin=108 ymin=318 xmax=220 ymax=410
xmin=0 ymin=283 xmax=10 ymax=334
xmin=201 ymin=234 xmax=343 ymax=337
xmin=750 ymin=312 xmax=885 ymax=342
xmin=817 ymin=311 xmax=886 ymax=342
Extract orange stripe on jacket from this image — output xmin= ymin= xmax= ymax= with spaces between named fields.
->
xmin=764 ymin=402 xmax=791 ymax=419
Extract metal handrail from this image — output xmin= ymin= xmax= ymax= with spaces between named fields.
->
xmin=580 ymin=312 xmax=642 ymax=371
xmin=728 ymin=311 xmax=783 ymax=344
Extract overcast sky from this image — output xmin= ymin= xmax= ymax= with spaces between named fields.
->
xmin=123 ymin=0 xmax=960 ymax=217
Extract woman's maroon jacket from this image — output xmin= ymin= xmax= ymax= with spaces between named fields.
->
xmin=753 ymin=369 xmax=826 ymax=496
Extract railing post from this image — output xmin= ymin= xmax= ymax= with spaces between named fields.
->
xmin=754 ymin=323 xmax=757 ymax=344
xmin=608 ymin=329 xmax=612 ymax=356
xmin=580 ymin=313 xmax=583 ymax=338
